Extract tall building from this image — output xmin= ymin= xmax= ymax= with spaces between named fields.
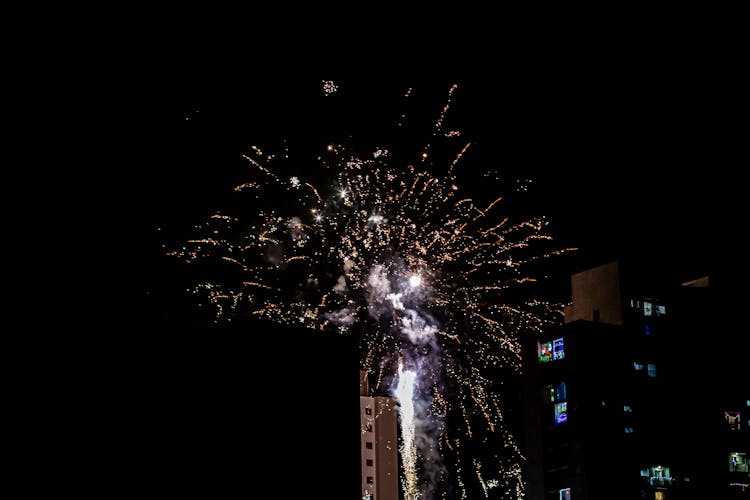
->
xmin=523 ymin=261 xmax=749 ymax=499
xmin=360 ymin=371 xmax=399 ymax=500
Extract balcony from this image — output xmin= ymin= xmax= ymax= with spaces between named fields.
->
xmin=648 ymin=477 xmax=674 ymax=488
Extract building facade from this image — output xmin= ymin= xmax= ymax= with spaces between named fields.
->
xmin=524 ymin=261 xmax=748 ymax=499
xmin=360 ymin=371 xmax=399 ymax=500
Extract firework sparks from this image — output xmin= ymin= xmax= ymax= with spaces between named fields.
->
xmin=322 ymin=80 xmax=339 ymax=95
xmin=170 ymin=83 xmax=572 ymax=498
xmin=395 ymin=364 xmax=419 ymax=500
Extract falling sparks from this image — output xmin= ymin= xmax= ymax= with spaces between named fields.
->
xmin=395 ymin=364 xmax=419 ymax=500
xmin=170 ymin=83 xmax=572 ymax=498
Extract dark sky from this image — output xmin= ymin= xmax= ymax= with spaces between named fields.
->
xmin=120 ymin=70 xmax=739 ymax=322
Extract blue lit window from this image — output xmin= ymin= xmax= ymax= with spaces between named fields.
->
xmin=634 ymin=362 xmax=643 ymax=371
xmin=624 ymin=405 xmax=632 ymax=412
xmin=625 ymin=427 xmax=634 ymax=434
xmin=559 ymin=487 xmax=571 ymax=500
xmin=656 ymin=305 xmax=666 ymax=316
xmin=647 ymin=364 xmax=657 ymax=378
xmin=555 ymin=402 xmax=567 ymax=425
xmin=552 ymin=338 xmax=565 ymax=361
xmin=644 ymin=324 xmax=651 ymax=336
xmin=640 ymin=469 xmax=649 ymax=477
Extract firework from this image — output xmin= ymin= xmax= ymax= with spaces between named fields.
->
xmin=170 ymin=83 xmax=572 ymax=498
xmin=395 ymin=363 xmax=419 ymax=500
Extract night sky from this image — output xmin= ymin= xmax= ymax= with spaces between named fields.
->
xmin=125 ymin=73 xmax=736 ymax=321
xmin=95 ymin=61 xmax=743 ymax=497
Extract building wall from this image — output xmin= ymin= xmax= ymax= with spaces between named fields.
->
xmin=564 ymin=261 xmax=623 ymax=325
xmin=360 ymin=373 xmax=399 ymax=500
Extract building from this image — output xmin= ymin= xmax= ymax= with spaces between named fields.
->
xmin=523 ymin=261 xmax=749 ymax=499
xmin=360 ymin=371 xmax=399 ymax=500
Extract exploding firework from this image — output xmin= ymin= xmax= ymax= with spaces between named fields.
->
xmin=169 ymin=83 xmax=572 ymax=498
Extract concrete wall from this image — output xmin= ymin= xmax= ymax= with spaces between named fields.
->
xmin=564 ymin=261 xmax=623 ymax=325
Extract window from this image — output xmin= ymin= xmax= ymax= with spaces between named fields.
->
xmin=554 ymin=402 xmax=568 ymax=425
xmin=655 ymin=492 xmax=664 ymax=500
xmin=559 ymin=487 xmax=571 ymax=500
xmin=624 ymin=405 xmax=632 ymax=412
xmin=647 ymin=466 xmax=673 ymax=487
xmin=644 ymin=324 xmax=651 ymax=336
xmin=538 ymin=338 xmax=564 ymax=363
xmin=640 ymin=469 xmax=649 ymax=477
xmin=544 ymin=382 xmax=566 ymax=404
xmin=643 ymin=301 xmax=653 ymax=316
xmin=367 ymin=476 xmax=374 ymax=484
xmin=625 ymin=427 xmax=634 ymax=434
xmin=725 ymin=411 xmax=741 ymax=431
xmin=365 ymin=442 xmax=373 ymax=450
xmin=634 ymin=362 xmax=643 ymax=371
xmin=729 ymin=452 xmax=748 ymax=473
xmin=538 ymin=341 xmax=553 ymax=362
xmin=365 ymin=407 xmax=372 ymax=415
xmin=553 ymin=338 xmax=565 ymax=360
xmin=365 ymin=423 xmax=373 ymax=432
xmin=656 ymin=305 xmax=666 ymax=316
xmin=630 ymin=299 xmax=640 ymax=309
xmin=647 ymin=364 xmax=657 ymax=378
xmin=366 ymin=459 xmax=373 ymax=466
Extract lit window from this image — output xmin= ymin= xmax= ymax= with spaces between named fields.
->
xmin=624 ymin=405 xmax=632 ymax=412
xmin=655 ymin=492 xmax=664 ymax=500
xmin=555 ymin=402 xmax=568 ymax=425
xmin=365 ymin=423 xmax=373 ymax=432
xmin=553 ymin=338 xmax=565 ymax=360
xmin=729 ymin=452 xmax=748 ymax=473
xmin=640 ymin=469 xmax=649 ymax=477
xmin=625 ymin=427 xmax=634 ymax=434
xmin=647 ymin=364 xmax=657 ymax=378
xmin=725 ymin=411 xmax=741 ymax=431
xmin=365 ymin=407 xmax=372 ymax=415
xmin=544 ymin=385 xmax=556 ymax=403
xmin=366 ymin=459 xmax=373 ymax=466
xmin=367 ymin=476 xmax=374 ymax=484
xmin=746 ymin=400 xmax=749 ymax=407
xmin=538 ymin=341 xmax=553 ymax=362
xmin=630 ymin=299 xmax=640 ymax=309
xmin=656 ymin=305 xmax=666 ymax=316
xmin=544 ymin=382 xmax=567 ymax=404
xmin=365 ymin=442 xmax=373 ymax=450
xmin=538 ymin=338 xmax=565 ymax=363
xmin=559 ymin=487 xmax=571 ymax=500
xmin=634 ymin=362 xmax=643 ymax=371
xmin=643 ymin=301 xmax=653 ymax=316
xmin=644 ymin=324 xmax=651 ymax=336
